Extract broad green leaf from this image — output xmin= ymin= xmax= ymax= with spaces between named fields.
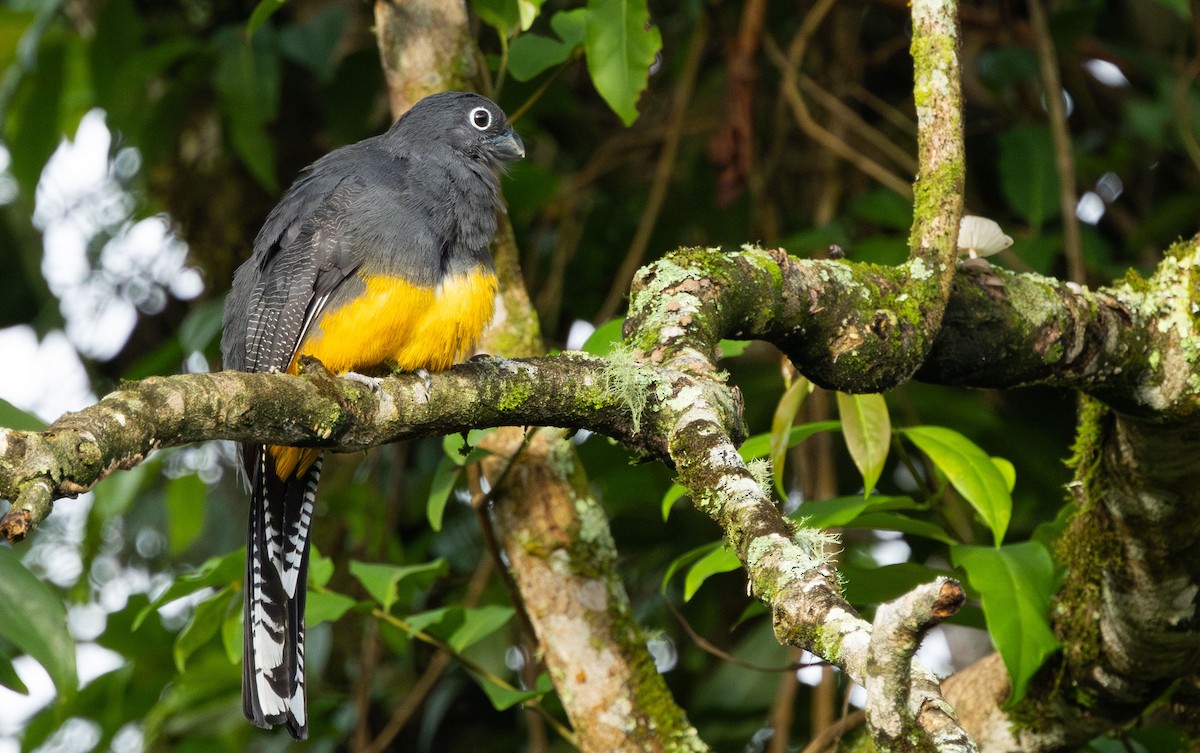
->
xmin=427 ymin=455 xmax=461 ymax=532
xmin=583 ymin=0 xmax=661 ymax=125
xmin=836 ymin=392 xmax=891 ymax=496
xmin=952 ymin=542 xmax=1060 ymax=704
xmin=660 ymin=542 xmax=719 ymax=593
xmin=581 ymin=317 xmax=624 ymax=355
xmin=177 ymin=298 xmax=225 ymax=354
xmin=770 ymin=376 xmax=811 ymax=497
xmin=447 ymin=605 xmax=515 ymax=652
xmin=404 ymin=606 xmax=453 ymax=634
xmin=165 ymin=473 xmax=206 ymax=555
xmin=0 ymin=550 xmax=74 ymax=697
xmin=717 ymin=339 xmax=751 ymax=358
xmin=849 ymin=512 xmax=958 ymax=545
xmin=349 ymin=559 xmax=447 ymax=613
xmin=0 ymin=639 xmax=28 ymax=695
xmin=840 ymin=562 xmax=958 ymax=606
xmin=442 ymin=428 xmax=492 ymax=464
xmin=308 ymin=545 xmax=334 ymax=588
xmin=508 ymin=8 xmax=586 ymax=82
xmin=660 ymin=482 xmax=687 ymax=521
xmin=212 ymin=26 xmax=281 ymax=191
xmin=247 ymin=0 xmax=286 ymax=37
xmin=400 ymin=605 xmax=513 ymax=652
xmin=136 ymin=548 xmax=244 ymax=628
xmin=474 ymin=670 xmax=553 ymax=710
xmin=902 ymin=426 xmax=1012 ymax=546
xmin=221 ymin=597 xmax=241 ymax=664
xmin=998 ymin=125 xmax=1058 ymax=230
xmin=174 ymin=586 xmax=233 ymax=672
xmin=992 ymin=456 xmax=1016 ymax=493
xmin=683 ymin=545 xmax=741 ymax=601
xmin=307 ymin=590 xmax=357 ymax=626
xmin=0 ymin=397 xmax=44 ymax=431
xmin=739 ymin=420 xmax=841 ymax=462
xmin=474 ymin=0 xmax=521 ymax=38
xmin=794 ymin=495 xmax=917 ymax=529
xmin=277 ymin=5 xmax=346 ymax=83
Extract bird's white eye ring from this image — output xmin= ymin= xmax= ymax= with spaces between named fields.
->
xmin=470 ymin=107 xmax=491 ymax=131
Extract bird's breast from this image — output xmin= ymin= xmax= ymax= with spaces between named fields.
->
xmin=292 ymin=268 xmax=498 ymax=376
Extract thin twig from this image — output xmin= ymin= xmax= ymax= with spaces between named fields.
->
xmin=796 ymin=73 xmax=918 ymax=174
xmin=1028 ymin=0 xmax=1085 ymax=283
xmin=765 ymin=33 xmax=913 ymax=198
xmin=594 ymin=19 xmax=709 ymax=323
xmin=666 ymin=600 xmax=818 ymax=673
xmin=798 ymin=710 xmax=866 ymax=753
xmin=360 ymin=554 xmax=495 ymax=753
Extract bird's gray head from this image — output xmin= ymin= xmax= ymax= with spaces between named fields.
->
xmin=390 ymin=92 xmax=525 ymax=168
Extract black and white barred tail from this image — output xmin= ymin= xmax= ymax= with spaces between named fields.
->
xmin=242 ymin=446 xmax=321 ymax=740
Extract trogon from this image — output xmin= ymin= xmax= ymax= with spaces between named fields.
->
xmin=220 ymin=91 xmax=524 ymax=738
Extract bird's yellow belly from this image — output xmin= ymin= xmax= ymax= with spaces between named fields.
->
xmin=272 ymin=268 xmax=497 ymax=478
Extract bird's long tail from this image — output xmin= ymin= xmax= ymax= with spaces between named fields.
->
xmin=242 ymin=445 xmax=321 ymax=740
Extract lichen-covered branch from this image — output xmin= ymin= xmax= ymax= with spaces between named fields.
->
xmin=867 ymin=578 xmax=969 ymax=753
xmin=0 ymin=355 xmax=650 ymax=541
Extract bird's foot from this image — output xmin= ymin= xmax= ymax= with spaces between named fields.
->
xmin=342 ymin=371 xmax=384 ymax=393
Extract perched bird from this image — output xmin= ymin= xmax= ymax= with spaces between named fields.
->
xmin=220 ymin=91 xmax=524 ymax=738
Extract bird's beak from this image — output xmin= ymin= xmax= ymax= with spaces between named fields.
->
xmin=490 ymin=128 xmax=525 ymax=161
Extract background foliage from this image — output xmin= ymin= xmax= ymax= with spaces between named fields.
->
xmin=0 ymin=0 xmax=1194 ymax=751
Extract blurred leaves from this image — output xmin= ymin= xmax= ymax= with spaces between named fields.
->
xmin=0 ymin=548 xmax=76 ymax=698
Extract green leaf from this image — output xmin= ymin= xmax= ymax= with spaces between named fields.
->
xmin=0 ymin=642 xmax=28 ymax=695
xmin=837 ymin=392 xmax=891 ymax=496
xmin=247 ymin=0 xmax=286 ymax=37
xmin=660 ymin=542 xmax=716 ymax=593
xmin=0 ymin=547 xmax=76 ymax=699
xmin=660 ymin=482 xmax=687 ymax=521
xmin=174 ymin=586 xmax=233 ymax=672
xmin=212 ymin=26 xmax=281 ymax=192
xmin=165 ymin=473 xmax=206 ymax=555
xmin=683 ymin=545 xmax=741 ymax=601
xmin=582 ymin=0 xmax=661 ymax=125
xmin=849 ymin=512 xmax=958 ymax=545
xmin=349 ymin=559 xmax=447 ymax=613
xmin=902 ymin=426 xmax=1012 ymax=546
xmin=770 ymin=376 xmax=811 ymax=497
xmin=581 ymin=317 xmax=624 ymax=355
xmin=840 ymin=562 xmax=958 ymax=607
xmin=178 ymin=299 xmax=225 ymax=355
xmin=794 ymin=495 xmax=917 ymax=529
xmin=474 ymin=0 xmax=521 ymax=38
xmin=136 ymin=548 xmax=245 ymax=629
xmin=221 ymin=597 xmax=241 ymax=664
xmin=739 ymin=420 xmax=841 ymax=462
xmin=998 ymin=125 xmax=1058 ymax=230
xmin=447 ymin=605 xmax=515 ymax=652
xmin=991 ymin=456 xmax=1016 ymax=493
xmin=0 ymin=397 xmax=44 ymax=431
xmin=307 ymin=590 xmax=357 ymax=626
xmin=427 ymin=455 xmax=462 ymax=532
xmin=308 ymin=545 xmax=334 ymax=588
xmin=717 ymin=339 xmax=751 ymax=358
xmin=474 ymin=670 xmax=553 ymax=710
xmin=508 ymin=7 xmax=586 ymax=81
xmin=277 ymin=5 xmax=347 ymax=83
xmin=952 ymin=542 xmax=1060 ymax=703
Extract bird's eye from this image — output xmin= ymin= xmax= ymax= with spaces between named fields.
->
xmin=469 ymin=107 xmax=491 ymax=131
